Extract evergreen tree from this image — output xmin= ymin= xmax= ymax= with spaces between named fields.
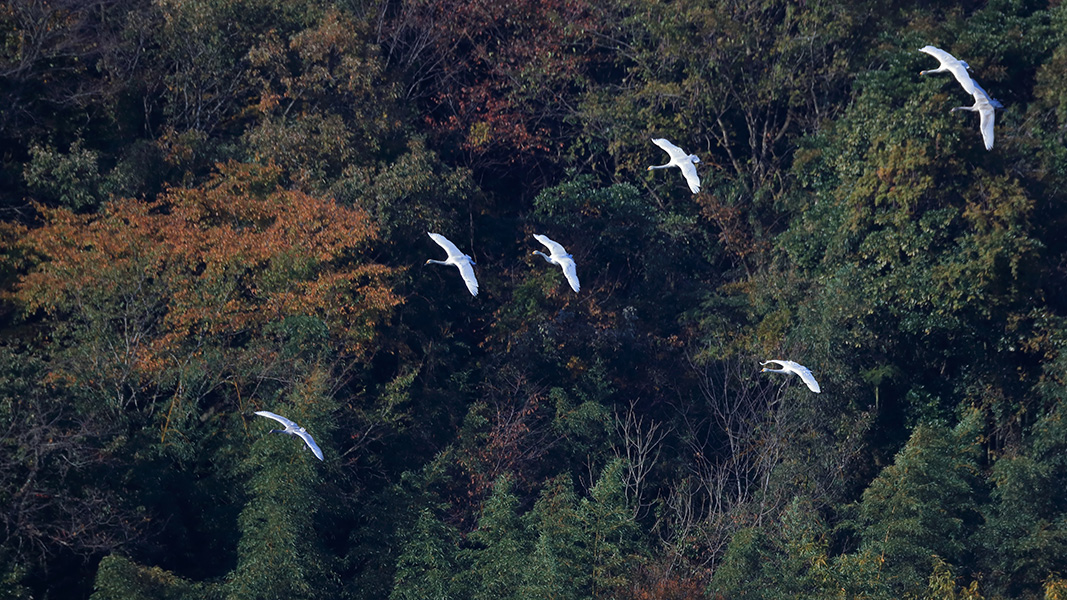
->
xmin=389 ymin=508 xmax=464 ymax=600
xmin=91 ymin=555 xmax=219 ymax=600
xmin=462 ymin=476 xmax=533 ymax=600
xmin=226 ymin=371 xmax=336 ymax=600
xmin=853 ymin=411 xmax=984 ymax=597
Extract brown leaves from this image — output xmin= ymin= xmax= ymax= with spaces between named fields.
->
xmin=16 ymin=160 xmax=400 ymax=380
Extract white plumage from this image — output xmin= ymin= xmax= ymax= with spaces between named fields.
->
xmin=648 ymin=138 xmax=701 ymax=194
xmin=531 ymin=234 xmax=580 ymax=293
xmin=919 ymin=45 xmax=978 ymax=96
xmin=951 ymin=82 xmax=1003 ymax=151
xmin=426 ymin=232 xmax=479 ymax=297
xmin=254 ymin=410 xmax=324 ymax=460
xmin=760 ymin=360 xmax=821 ymax=393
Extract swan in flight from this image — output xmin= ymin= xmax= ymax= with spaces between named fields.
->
xmin=951 ymin=83 xmax=1003 ymax=150
xmin=760 ymin=360 xmax=821 ymax=393
xmin=531 ymin=234 xmax=580 ymax=293
xmin=648 ymin=138 xmax=701 ymax=193
xmin=919 ymin=46 xmax=978 ymax=95
xmin=426 ymin=232 xmax=479 ymax=296
xmin=254 ymin=410 xmax=324 ymax=460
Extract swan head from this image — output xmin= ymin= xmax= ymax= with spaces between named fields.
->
xmin=646 ymin=166 xmax=654 ymax=171
xmin=691 ymin=155 xmax=701 ymax=164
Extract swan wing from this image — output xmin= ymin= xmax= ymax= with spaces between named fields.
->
xmin=946 ymin=63 xmax=977 ymax=95
xmin=533 ymin=234 xmax=568 ymax=258
xmin=971 ymin=81 xmax=1003 ymax=108
xmin=919 ymin=45 xmax=955 ymax=65
xmin=295 ymin=430 xmax=324 ymax=461
xmin=559 ymin=257 xmax=580 ymax=292
xmin=457 ymin=259 xmax=479 ymax=296
xmin=651 ymin=137 xmax=689 ymax=162
xmin=428 ymin=232 xmax=466 ymax=260
xmin=679 ymin=160 xmax=701 ymax=193
xmin=789 ymin=363 xmax=822 ymax=393
xmin=254 ymin=410 xmax=297 ymax=429
xmin=977 ymin=100 xmax=996 ymax=150
xmin=919 ymin=46 xmax=976 ymax=94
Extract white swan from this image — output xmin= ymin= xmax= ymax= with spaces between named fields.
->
xmin=254 ymin=410 xmax=324 ymax=460
xmin=648 ymin=138 xmax=701 ymax=193
xmin=951 ymin=83 xmax=1003 ymax=151
xmin=760 ymin=360 xmax=821 ymax=393
xmin=531 ymin=234 xmax=580 ymax=293
xmin=919 ymin=46 xmax=977 ymax=96
xmin=425 ymin=232 xmax=479 ymax=297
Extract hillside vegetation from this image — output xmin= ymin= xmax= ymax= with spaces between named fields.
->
xmin=2 ymin=0 xmax=1067 ymax=598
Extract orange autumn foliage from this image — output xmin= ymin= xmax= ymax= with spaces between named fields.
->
xmin=15 ymin=161 xmax=400 ymax=378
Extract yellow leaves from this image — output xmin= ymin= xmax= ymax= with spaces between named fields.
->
xmin=1045 ymin=575 xmax=1067 ymax=600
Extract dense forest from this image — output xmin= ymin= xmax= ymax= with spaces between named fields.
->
xmin=2 ymin=0 xmax=1067 ymax=598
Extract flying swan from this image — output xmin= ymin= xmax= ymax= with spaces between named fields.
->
xmin=648 ymin=138 xmax=701 ymax=193
xmin=254 ymin=410 xmax=324 ymax=460
xmin=531 ymin=234 xmax=580 ymax=293
xmin=951 ymin=83 xmax=1003 ymax=151
xmin=760 ymin=360 xmax=821 ymax=393
xmin=426 ymin=232 xmax=479 ymax=297
xmin=919 ymin=45 xmax=978 ymax=96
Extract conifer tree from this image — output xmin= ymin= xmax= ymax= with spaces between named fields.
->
xmin=463 ymin=476 xmax=532 ymax=600
xmin=226 ymin=371 xmax=336 ymax=600
xmin=389 ymin=508 xmax=464 ymax=600
xmin=854 ymin=411 xmax=984 ymax=596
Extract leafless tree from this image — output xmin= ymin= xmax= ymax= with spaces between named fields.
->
xmin=613 ymin=398 xmax=670 ymax=519
xmin=0 ymin=361 xmax=150 ymax=572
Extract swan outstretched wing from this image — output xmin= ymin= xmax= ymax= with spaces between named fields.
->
xmin=919 ymin=46 xmax=976 ymax=95
xmin=967 ymin=84 xmax=1000 ymax=151
xmin=457 ymin=260 xmax=479 ymax=296
xmin=919 ymin=45 xmax=957 ymax=66
xmin=761 ymin=360 xmax=821 ymax=393
xmin=254 ymin=410 xmax=297 ymax=429
xmin=789 ymin=363 xmax=821 ymax=393
xmin=679 ymin=161 xmax=701 ymax=193
xmin=976 ymin=99 xmax=996 ymax=151
xmin=560 ymin=258 xmax=580 ymax=292
xmin=295 ymin=430 xmax=324 ymax=461
xmin=533 ymin=234 xmax=568 ymax=258
xmin=428 ymin=232 xmax=466 ymax=260
xmin=651 ymin=138 xmax=689 ymax=162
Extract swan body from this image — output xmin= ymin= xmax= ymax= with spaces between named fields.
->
xmin=254 ymin=410 xmax=324 ymax=460
xmin=919 ymin=46 xmax=977 ymax=95
xmin=426 ymin=232 xmax=479 ymax=296
xmin=760 ymin=360 xmax=821 ymax=393
xmin=648 ymin=138 xmax=701 ymax=193
xmin=531 ymin=234 xmax=580 ymax=293
xmin=950 ymin=83 xmax=1003 ymax=150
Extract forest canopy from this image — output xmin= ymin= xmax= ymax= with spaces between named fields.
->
xmin=2 ymin=0 xmax=1067 ymax=598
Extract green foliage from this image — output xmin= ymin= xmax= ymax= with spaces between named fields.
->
xmin=3 ymin=0 xmax=1067 ymax=598
xmin=852 ymin=411 xmax=984 ymax=596
xmin=227 ymin=372 xmax=336 ymax=600
xmin=711 ymin=498 xmax=891 ymax=600
xmin=389 ymin=508 xmax=464 ymax=600
xmin=23 ymin=140 xmax=104 ymax=210
xmin=979 ymin=355 xmax=1067 ymax=596
xmin=91 ymin=555 xmax=219 ymax=600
